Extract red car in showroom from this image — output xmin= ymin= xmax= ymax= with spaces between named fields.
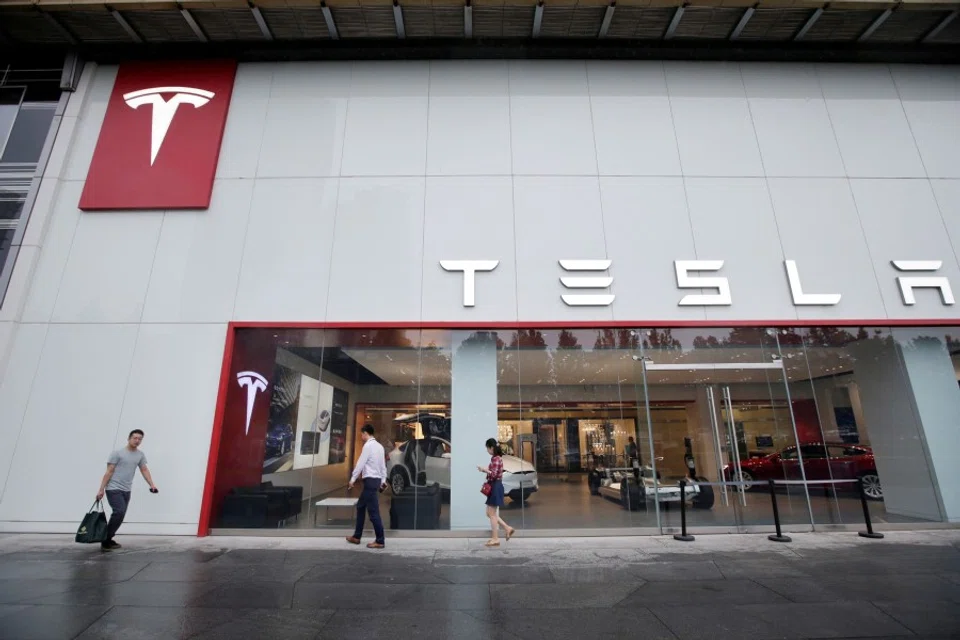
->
xmin=725 ymin=443 xmax=883 ymax=500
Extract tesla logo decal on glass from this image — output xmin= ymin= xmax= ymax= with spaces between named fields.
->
xmin=123 ymin=86 xmax=215 ymax=165
xmin=236 ymin=371 xmax=268 ymax=436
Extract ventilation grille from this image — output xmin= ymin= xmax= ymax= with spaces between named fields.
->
xmin=59 ymin=9 xmax=131 ymax=43
xmin=0 ymin=11 xmax=72 ymax=44
xmin=540 ymin=6 xmax=606 ymax=38
xmin=737 ymin=8 xmax=810 ymax=41
xmin=870 ymin=9 xmax=951 ymax=43
xmin=802 ymin=9 xmax=882 ymax=41
xmin=330 ymin=7 xmax=397 ymax=38
xmin=190 ymin=8 xmax=267 ymax=42
xmin=403 ymin=6 xmax=465 ymax=38
xmin=472 ymin=6 xmax=536 ymax=38
xmin=673 ymin=7 xmax=742 ymax=39
xmin=122 ymin=10 xmax=200 ymax=43
xmin=605 ymin=7 xmax=674 ymax=39
xmin=261 ymin=7 xmax=330 ymax=40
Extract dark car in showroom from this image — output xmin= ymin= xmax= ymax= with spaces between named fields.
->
xmin=724 ymin=443 xmax=883 ymax=500
xmin=264 ymin=423 xmax=294 ymax=459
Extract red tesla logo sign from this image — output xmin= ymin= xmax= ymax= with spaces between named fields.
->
xmin=79 ymin=60 xmax=237 ymax=211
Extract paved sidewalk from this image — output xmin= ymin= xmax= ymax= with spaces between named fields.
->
xmin=0 ymin=530 xmax=959 ymax=639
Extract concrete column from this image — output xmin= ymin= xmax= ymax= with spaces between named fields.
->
xmin=450 ymin=331 xmax=498 ymax=529
xmin=849 ymin=336 xmax=945 ymax=521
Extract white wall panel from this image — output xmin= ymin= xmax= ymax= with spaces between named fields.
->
xmin=0 ymin=324 xmax=47 ymax=502
xmin=21 ymin=178 xmax=60 ymax=247
xmin=341 ymin=62 xmax=429 ymax=176
xmin=513 ymin=177 xmax=611 ymax=321
xmin=601 ymin=177 xmax=704 ymax=321
xmin=117 ymin=323 xmax=226 ymax=527
xmin=233 ymin=178 xmax=338 ymax=321
xmin=325 ymin=178 xmax=425 ymax=322
xmin=0 ymin=323 xmax=138 ymax=523
xmin=0 ymin=322 xmax=12 ymax=386
xmin=421 ymin=177 xmax=516 ymax=321
xmin=931 ymin=179 xmax=960 ymax=251
xmin=768 ymin=178 xmax=886 ymax=320
xmin=741 ymin=64 xmax=845 ymax=178
xmin=587 ymin=61 xmax=681 ymax=177
xmin=666 ymin=62 xmax=764 ymax=178
xmin=20 ymin=181 xmax=84 ymax=323
xmin=51 ymin=210 xmax=163 ymax=323
xmin=685 ymin=178 xmax=795 ymax=321
xmin=0 ymin=247 xmax=38 ymax=322
xmin=818 ymin=65 xmax=925 ymax=179
xmin=258 ymin=63 xmax=349 ymax=178
xmin=427 ymin=61 xmax=512 ymax=176
xmin=63 ymin=65 xmax=117 ymax=182
xmin=509 ymin=62 xmax=597 ymax=176
xmin=142 ymin=180 xmax=254 ymax=323
xmin=216 ymin=63 xmax=273 ymax=180
xmin=850 ymin=179 xmax=960 ymax=320
xmin=890 ymin=65 xmax=960 ymax=179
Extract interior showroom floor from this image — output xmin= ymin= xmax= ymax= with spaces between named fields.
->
xmin=263 ymin=474 xmax=929 ymax=533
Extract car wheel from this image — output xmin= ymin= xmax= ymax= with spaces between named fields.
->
xmin=390 ymin=469 xmax=408 ymax=495
xmin=859 ymin=472 xmax=883 ymax=501
xmin=733 ymin=469 xmax=755 ymax=491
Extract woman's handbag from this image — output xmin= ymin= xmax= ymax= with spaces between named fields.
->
xmin=75 ymin=500 xmax=108 ymax=544
xmin=481 ymin=482 xmax=492 ymax=497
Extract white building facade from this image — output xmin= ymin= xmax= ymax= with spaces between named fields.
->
xmin=0 ymin=59 xmax=958 ymax=536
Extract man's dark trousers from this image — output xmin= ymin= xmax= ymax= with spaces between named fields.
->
xmin=105 ymin=490 xmax=131 ymax=540
xmin=353 ymin=478 xmax=385 ymax=544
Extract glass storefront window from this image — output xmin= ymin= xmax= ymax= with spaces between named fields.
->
xmin=204 ymin=324 xmax=957 ymax=534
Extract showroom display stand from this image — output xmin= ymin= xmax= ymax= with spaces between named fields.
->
xmin=672 ymin=480 xmax=695 ymax=542
xmin=766 ymin=479 xmax=792 ymax=543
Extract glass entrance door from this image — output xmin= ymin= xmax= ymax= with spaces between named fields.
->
xmin=632 ymin=330 xmax=815 ymax=534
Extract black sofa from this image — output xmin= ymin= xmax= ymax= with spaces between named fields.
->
xmin=389 ymin=482 xmax=442 ymax=530
xmin=219 ymin=482 xmax=303 ymax=528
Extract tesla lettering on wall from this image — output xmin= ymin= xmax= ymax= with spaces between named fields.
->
xmin=78 ymin=60 xmax=237 ymax=211
xmin=440 ymin=259 xmax=955 ymax=308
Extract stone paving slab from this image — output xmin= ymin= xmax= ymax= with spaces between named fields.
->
xmin=0 ymin=531 xmax=958 ymax=639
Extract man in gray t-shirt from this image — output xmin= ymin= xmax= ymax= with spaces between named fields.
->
xmin=96 ymin=429 xmax=158 ymax=551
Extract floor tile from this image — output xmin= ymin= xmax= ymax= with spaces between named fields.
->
xmin=0 ymin=560 xmax=148 ymax=582
xmin=390 ymin=584 xmax=491 ymax=610
xmin=549 ymin=566 xmax=648 ymax=584
xmin=629 ymin=560 xmax=724 ymax=582
xmin=192 ymin=608 xmax=336 ymax=640
xmin=741 ymin=601 xmax=914 ymax=638
xmin=299 ymin=563 xmax=449 ymax=584
xmin=619 ymin=579 xmax=786 ymax=607
xmin=21 ymin=580 xmax=218 ymax=607
xmin=491 ymin=607 xmax=677 ymax=640
xmin=491 ymin=583 xmax=639 ymax=609
xmin=74 ymin=605 xmax=239 ymax=640
xmin=318 ymin=610 xmax=515 ymax=640
xmin=0 ymin=604 xmax=111 ymax=640
xmin=756 ymin=574 xmax=960 ymax=603
xmin=130 ymin=561 xmax=313 ymax=583
xmin=872 ymin=600 xmax=960 ymax=636
xmin=432 ymin=565 xmax=555 ymax=584
xmin=190 ymin=581 xmax=295 ymax=609
xmin=292 ymin=582 xmax=414 ymax=609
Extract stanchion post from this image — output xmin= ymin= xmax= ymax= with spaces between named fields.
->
xmin=673 ymin=480 xmax=694 ymax=542
xmin=857 ymin=477 xmax=884 ymax=539
xmin=767 ymin=479 xmax=792 ymax=543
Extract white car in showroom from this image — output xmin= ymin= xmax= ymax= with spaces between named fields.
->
xmin=387 ymin=436 xmax=539 ymax=504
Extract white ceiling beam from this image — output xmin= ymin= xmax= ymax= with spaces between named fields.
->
xmin=41 ymin=10 xmax=78 ymax=45
xmin=533 ymin=0 xmax=544 ymax=38
xmin=598 ymin=2 xmax=616 ymax=38
xmin=858 ymin=7 xmax=893 ymax=42
xmin=730 ymin=6 xmax=755 ymax=40
xmin=794 ymin=7 xmax=822 ymax=40
xmin=108 ymin=7 xmax=143 ymax=42
xmin=179 ymin=6 xmax=208 ymax=42
xmin=465 ymin=0 xmax=473 ymax=37
xmin=321 ymin=2 xmax=340 ymax=39
xmin=249 ymin=3 xmax=274 ymax=40
xmin=664 ymin=5 xmax=685 ymax=40
xmin=922 ymin=9 xmax=957 ymax=43
xmin=394 ymin=1 xmax=406 ymax=38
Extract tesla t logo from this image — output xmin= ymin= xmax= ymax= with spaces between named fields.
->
xmin=123 ymin=87 xmax=215 ymax=165
xmin=237 ymin=371 xmax=268 ymax=436
xmin=78 ymin=60 xmax=237 ymax=211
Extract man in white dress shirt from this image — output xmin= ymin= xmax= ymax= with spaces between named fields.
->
xmin=346 ymin=424 xmax=387 ymax=549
